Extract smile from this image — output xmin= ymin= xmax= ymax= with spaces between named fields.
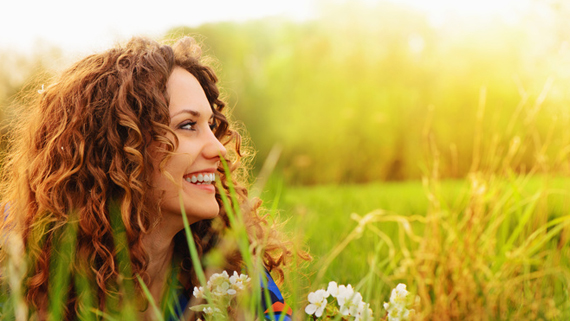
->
xmin=184 ymin=172 xmax=216 ymax=185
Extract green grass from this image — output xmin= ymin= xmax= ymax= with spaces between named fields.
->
xmin=263 ymin=178 xmax=463 ymax=280
xmin=260 ymin=174 xmax=570 ymax=320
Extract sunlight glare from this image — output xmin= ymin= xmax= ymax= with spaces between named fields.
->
xmin=0 ymin=0 xmax=316 ymax=53
xmin=388 ymin=0 xmax=531 ymax=26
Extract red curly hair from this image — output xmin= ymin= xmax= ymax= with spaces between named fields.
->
xmin=0 ymin=37 xmax=294 ymax=318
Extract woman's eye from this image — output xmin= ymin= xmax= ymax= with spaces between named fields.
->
xmin=209 ymin=120 xmax=217 ymax=131
xmin=180 ymin=121 xmax=197 ymax=131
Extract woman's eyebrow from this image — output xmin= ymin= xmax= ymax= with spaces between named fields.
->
xmin=171 ymin=109 xmax=214 ymax=120
xmin=171 ymin=109 xmax=201 ymax=117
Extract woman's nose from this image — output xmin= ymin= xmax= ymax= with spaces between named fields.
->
xmin=203 ymin=129 xmax=227 ymax=159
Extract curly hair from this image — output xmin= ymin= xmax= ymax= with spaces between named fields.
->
xmin=0 ymin=37 xmax=296 ymax=318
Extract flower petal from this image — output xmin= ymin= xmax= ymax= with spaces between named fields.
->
xmin=305 ymin=304 xmax=317 ymax=315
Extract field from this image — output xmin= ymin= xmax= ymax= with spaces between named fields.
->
xmin=261 ymin=175 xmax=570 ymax=320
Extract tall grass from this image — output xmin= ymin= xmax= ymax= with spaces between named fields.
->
xmin=263 ymin=86 xmax=570 ymax=320
xmin=272 ymin=175 xmax=569 ymax=320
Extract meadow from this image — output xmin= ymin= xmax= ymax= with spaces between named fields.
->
xmin=263 ymin=174 xmax=570 ymax=319
xmin=1 ymin=1 xmax=570 ymax=320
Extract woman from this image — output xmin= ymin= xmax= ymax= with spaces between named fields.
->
xmin=0 ymin=37 xmax=298 ymax=320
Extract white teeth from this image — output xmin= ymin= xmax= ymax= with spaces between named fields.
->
xmin=186 ymin=173 xmax=215 ymax=185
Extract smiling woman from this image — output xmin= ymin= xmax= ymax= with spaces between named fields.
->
xmin=0 ymin=37 xmax=302 ymax=320
xmin=150 ymin=67 xmax=227 ymax=227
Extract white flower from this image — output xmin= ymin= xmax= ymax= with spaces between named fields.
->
xmin=335 ymin=284 xmax=363 ymax=316
xmin=190 ymin=271 xmax=253 ymax=319
xmin=338 ymin=288 xmax=363 ymax=316
xmin=335 ymin=284 xmax=354 ymax=307
xmin=305 ymin=289 xmax=330 ymax=317
xmin=306 ymin=282 xmax=375 ymax=319
xmin=214 ymin=281 xmax=233 ymax=296
xmin=193 ymin=286 xmax=205 ymax=299
xmin=207 ymin=271 xmax=235 ymax=297
xmin=229 ymin=271 xmax=251 ymax=291
xmin=327 ymin=281 xmax=339 ymax=297
xmin=390 ymin=283 xmax=409 ymax=305
xmin=354 ymin=301 xmax=373 ymax=321
xmin=195 ymin=270 xmax=252 ymax=302
xmin=38 ymin=84 xmax=45 ymax=94
xmin=384 ymin=283 xmax=416 ymax=321
xmin=202 ymin=306 xmax=222 ymax=315
xmin=233 ymin=271 xmax=250 ymax=283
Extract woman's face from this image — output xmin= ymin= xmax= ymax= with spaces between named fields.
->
xmin=150 ymin=67 xmax=227 ymax=228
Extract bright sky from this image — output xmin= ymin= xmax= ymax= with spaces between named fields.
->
xmin=0 ymin=0 xmax=317 ymax=53
xmin=0 ymin=0 xmax=531 ymax=54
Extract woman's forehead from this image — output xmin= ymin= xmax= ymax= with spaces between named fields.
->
xmin=166 ymin=67 xmax=212 ymax=118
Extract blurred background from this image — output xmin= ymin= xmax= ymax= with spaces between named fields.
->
xmin=1 ymin=0 xmax=569 ymax=185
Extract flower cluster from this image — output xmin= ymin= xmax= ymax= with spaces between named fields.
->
xmin=192 ymin=271 xmax=251 ymax=319
xmin=305 ymin=281 xmax=373 ymax=320
xmin=193 ymin=271 xmax=251 ymax=300
xmin=383 ymin=284 xmax=418 ymax=321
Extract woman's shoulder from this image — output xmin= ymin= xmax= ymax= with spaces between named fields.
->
xmin=261 ymin=270 xmax=292 ymax=321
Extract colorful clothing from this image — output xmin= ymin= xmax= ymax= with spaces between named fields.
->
xmin=260 ymin=270 xmax=292 ymax=321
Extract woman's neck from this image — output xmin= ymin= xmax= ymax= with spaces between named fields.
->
xmin=141 ymin=227 xmax=178 ymax=306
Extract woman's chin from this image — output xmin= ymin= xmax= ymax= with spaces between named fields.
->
xmin=182 ymin=204 xmax=220 ymax=224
